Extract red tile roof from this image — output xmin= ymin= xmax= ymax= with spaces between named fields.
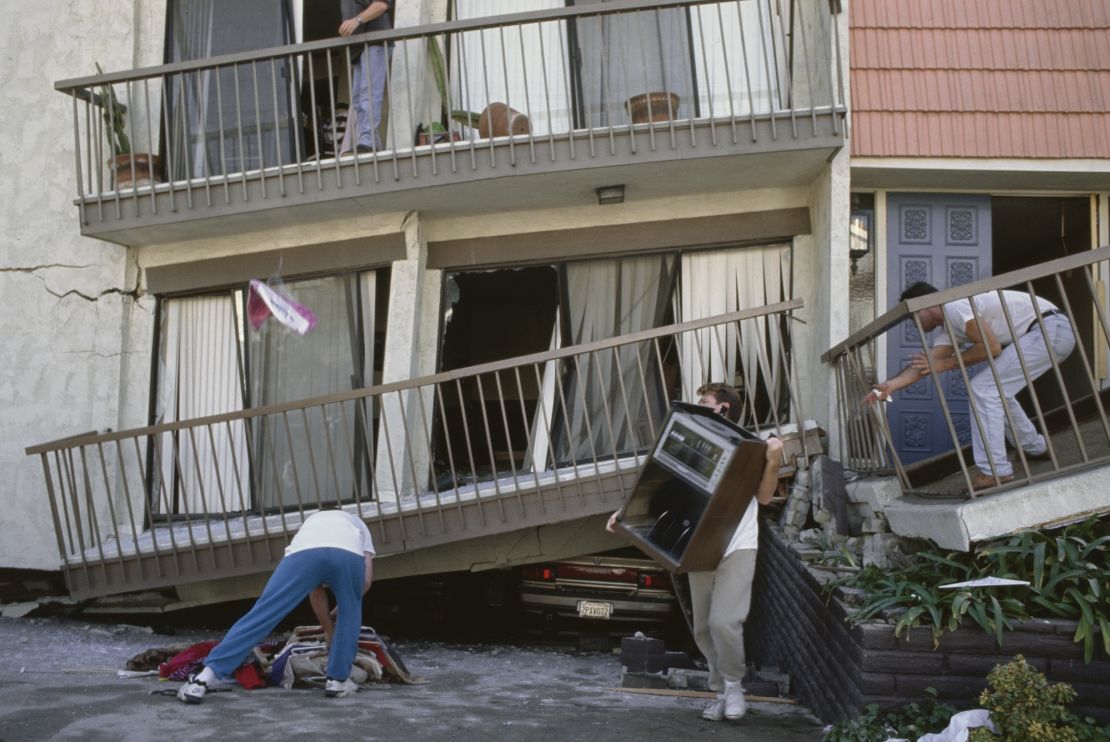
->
xmin=850 ymin=0 xmax=1110 ymax=158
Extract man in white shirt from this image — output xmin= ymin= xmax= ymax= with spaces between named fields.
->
xmin=869 ymin=281 xmax=1075 ymax=490
xmin=607 ymin=382 xmax=783 ymax=722
xmin=177 ymin=509 xmax=375 ymax=703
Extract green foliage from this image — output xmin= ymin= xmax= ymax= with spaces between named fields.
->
xmin=424 ymin=37 xmax=482 ymax=128
xmin=963 ymin=655 xmax=1110 ymax=742
xmin=94 ymin=62 xmax=130 ymax=156
xmin=823 ymin=688 xmax=959 ymax=742
xmin=826 ymin=517 xmax=1110 ymax=660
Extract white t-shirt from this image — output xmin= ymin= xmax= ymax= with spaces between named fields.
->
xmin=934 ymin=290 xmax=1057 ymax=349
xmin=285 ymin=510 xmax=375 ymax=558
xmin=723 ymin=496 xmax=759 ymax=556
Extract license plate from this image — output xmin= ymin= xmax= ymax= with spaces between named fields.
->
xmin=577 ymin=600 xmax=613 ymax=619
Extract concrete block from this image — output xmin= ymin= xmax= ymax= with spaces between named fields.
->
xmin=813 ymin=508 xmax=833 ymax=525
xmin=885 ymin=468 xmax=1110 ymax=551
xmin=860 ymin=515 xmax=888 ymax=534
xmin=620 ymin=634 xmax=664 ymax=672
xmin=645 ymin=651 xmax=695 ymax=673
xmin=665 ymin=668 xmax=712 ymax=692
xmin=620 ymin=669 xmax=669 ymax=689
xmin=798 ymin=528 xmax=822 ymax=544
xmin=845 ymin=477 xmax=903 ymax=511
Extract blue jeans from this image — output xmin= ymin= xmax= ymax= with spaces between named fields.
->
xmin=203 ymin=547 xmax=365 ymax=681
xmin=351 ymin=45 xmax=390 ymax=149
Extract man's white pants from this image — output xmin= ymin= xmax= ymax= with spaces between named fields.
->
xmin=969 ymin=314 xmax=1075 ymax=478
xmin=689 ymin=549 xmax=756 ymax=690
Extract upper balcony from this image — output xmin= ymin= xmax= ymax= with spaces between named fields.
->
xmin=55 ymin=0 xmax=847 ymax=247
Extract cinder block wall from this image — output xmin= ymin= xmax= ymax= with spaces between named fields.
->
xmin=747 ymin=524 xmax=1110 ymax=724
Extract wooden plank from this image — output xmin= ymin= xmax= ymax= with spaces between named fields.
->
xmin=605 ymin=687 xmax=798 ymax=704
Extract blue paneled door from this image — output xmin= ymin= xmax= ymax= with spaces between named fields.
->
xmin=886 ymin=194 xmax=992 ymax=465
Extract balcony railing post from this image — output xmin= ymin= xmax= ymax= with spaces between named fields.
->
xmin=38 ymin=453 xmax=71 ymax=577
xmin=917 ymin=311 xmax=978 ymax=495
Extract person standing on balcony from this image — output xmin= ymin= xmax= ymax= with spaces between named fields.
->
xmin=867 ymin=281 xmax=1076 ymax=491
xmin=177 ymin=509 xmax=375 ymax=703
xmin=338 ymin=0 xmax=393 ymax=154
xmin=606 ymin=383 xmax=784 ymax=723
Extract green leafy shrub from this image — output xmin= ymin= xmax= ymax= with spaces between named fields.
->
xmin=823 ymin=688 xmax=958 ymax=742
xmin=966 ymin=655 xmax=1110 ymax=742
xmin=825 ymin=517 xmax=1110 ymax=660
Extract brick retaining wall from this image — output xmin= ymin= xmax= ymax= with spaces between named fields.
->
xmin=746 ymin=523 xmax=1110 ymax=724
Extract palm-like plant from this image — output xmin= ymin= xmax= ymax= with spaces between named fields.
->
xmin=94 ymin=62 xmax=130 ymax=157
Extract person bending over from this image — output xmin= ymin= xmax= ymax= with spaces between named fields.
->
xmin=177 ymin=509 xmax=374 ymax=703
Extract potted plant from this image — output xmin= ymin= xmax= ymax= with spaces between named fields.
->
xmin=95 ymin=62 xmax=161 ymax=189
xmin=417 ymin=38 xmax=526 ymax=143
xmin=625 ymin=92 xmax=681 ymax=124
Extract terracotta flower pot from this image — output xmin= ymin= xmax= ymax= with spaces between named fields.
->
xmin=111 ymin=153 xmax=162 ymax=189
xmin=477 ymin=102 xmax=531 ymax=139
xmin=625 ymin=92 xmax=681 ymax=124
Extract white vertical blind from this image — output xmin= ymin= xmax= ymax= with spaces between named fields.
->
xmin=675 ymin=244 xmax=792 ymax=426
xmin=691 ymin=0 xmax=783 ymax=117
xmin=452 ymin=0 xmax=572 ymax=135
xmin=157 ymin=293 xmax=248 ymax=516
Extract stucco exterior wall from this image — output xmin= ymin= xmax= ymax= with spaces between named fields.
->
xmin=0 ymin=1 xmax=165 ymax=571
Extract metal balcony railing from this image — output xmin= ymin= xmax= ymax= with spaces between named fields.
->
xmin=55 ymin=0 xmax=845 ymax=230
xmin=823 ymin=247 xmax=1110 ymax=497
xmin=27 ymin=301 xmax=806 ymax=598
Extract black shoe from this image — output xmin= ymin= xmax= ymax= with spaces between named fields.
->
xmin=1023 ymin=449 xmax=1052 ymax=462
xmin=355 ymin=144 xmax=375 ymax=154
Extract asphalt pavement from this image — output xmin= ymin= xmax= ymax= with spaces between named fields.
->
xmin=0 ymin=616 xmax=825 ymax=741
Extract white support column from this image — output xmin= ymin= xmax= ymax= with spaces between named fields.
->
xmin=874 ymin=190 xmax=889 ymax=382
xmin=376 ymin=214 xmax=437 ymax=503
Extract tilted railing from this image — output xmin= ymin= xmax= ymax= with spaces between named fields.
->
xmin=824 ymin=247 xmax=1110 ymax=497
xmin=27 ymin=301 xmax=806 ymax=597
xmin=55 ymin=0 xmax=845 ymax=224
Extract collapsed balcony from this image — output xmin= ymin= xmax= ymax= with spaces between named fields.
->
xmin=27 ymin=301 xmax=810 ymax=599
xmin=824 ymin=247 xmax=1110 ymax=549
xmin=54 ymin=0 xmax=848 ymax=245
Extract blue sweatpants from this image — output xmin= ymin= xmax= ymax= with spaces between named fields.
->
xmin=203 ymin=547 xmax=365 ymax=681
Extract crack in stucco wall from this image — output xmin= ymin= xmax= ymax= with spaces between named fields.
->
xmin=5 ymin=264 xmax=143 ymax=303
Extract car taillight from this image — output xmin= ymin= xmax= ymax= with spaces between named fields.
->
xmin=639 ymin=571 xmax=672 ymax=590
xmin=556 ymin=563 xmax=639 ymax=584
xmin=521 ymin=565 xmax=556 ymax=581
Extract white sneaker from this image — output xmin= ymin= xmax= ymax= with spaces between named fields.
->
xmin=324 ymin=677 xmax=359 ymax=698
xmin=723 ymin=680 xmax=747 ymax=720
xmin=701 ymin=695 xmax=724 ymax=721
xmin=176 ymin=674 xmax=208 ymax=704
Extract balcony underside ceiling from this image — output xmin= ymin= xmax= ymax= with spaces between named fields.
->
xmin=77 ymin=117 xmax=844 ymax=247
xmin=852 ymin=159 xmax=1110 ymax=193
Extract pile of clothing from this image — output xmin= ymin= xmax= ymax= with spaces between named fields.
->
xmin=125 ymin=625 xmax=419 ymax=691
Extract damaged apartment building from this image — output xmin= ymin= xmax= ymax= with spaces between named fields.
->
xmin=1 ymin=0 xmax=1109 ymax=617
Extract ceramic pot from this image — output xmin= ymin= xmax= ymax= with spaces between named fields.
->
xmin=477 ymin=102 xmax=531 ymax=138
xmin=625 ymin=92 xmax=680 ymax=124
xmin=111 ymin=153 xmax=162 ymax=189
